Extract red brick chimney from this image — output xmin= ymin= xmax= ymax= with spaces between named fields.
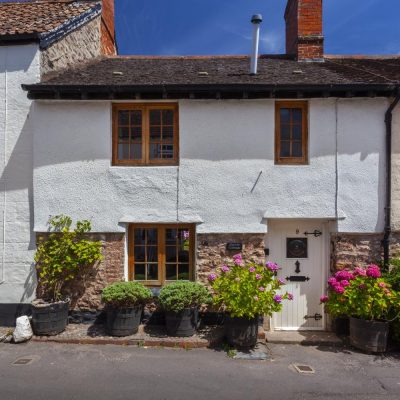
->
xmin=100 ymin=0 xmax=116 ymax=55
xmin=285 ymin=0 xmax=324 ymax=61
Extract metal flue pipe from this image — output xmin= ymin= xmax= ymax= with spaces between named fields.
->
xmin=250 ymin=14 xmax=263 ymax=75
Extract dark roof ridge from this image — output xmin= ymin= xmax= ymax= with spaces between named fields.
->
xmin=326 ymin=54 xmax=400 ymax=60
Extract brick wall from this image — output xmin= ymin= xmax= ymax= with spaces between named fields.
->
xmin=285 ymin=0 xmax=324 ymax=61
xmin=197 ymin=233 xmax=265 ymax=285
xmin=41 ymin=16 xmax=102 ymax=74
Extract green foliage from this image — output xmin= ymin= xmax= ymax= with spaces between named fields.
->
xmin=386 ymin=258 xmax=400 ymax=291
xmin=210 ymin=258 xmax=292 ymax=319
xmin=34 ymin=215 xmax=103 ymax=302
xmin=159 ymin=281 xmax=211 ymax=313
xmin=101 ymin=281 xmax=152 ymax=308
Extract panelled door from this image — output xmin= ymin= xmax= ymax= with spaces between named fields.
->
xmin=268 ymin=220 xmax=326 ymax=331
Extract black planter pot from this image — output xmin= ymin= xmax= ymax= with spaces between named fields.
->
xmin=31 ymin=299 xmax=69 ymax=336
xmin=350 ymin=317 xmax=389 ymax=353
xmin=165 ymin=308 xmax=199 ymax=337
xmin=332 ymin=317 xmax=350 ymax=336
xmin=225 ymin=315 xmax=258 ymax=349
xmin=106 ymin=306 xmax=143 ymax=337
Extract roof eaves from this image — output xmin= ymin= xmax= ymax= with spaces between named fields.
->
xmin=38 ymin=3 xmax=101 ymax=49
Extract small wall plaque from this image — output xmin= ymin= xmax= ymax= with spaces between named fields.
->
xmin=226 ymin=243 xmax=243 ymax=251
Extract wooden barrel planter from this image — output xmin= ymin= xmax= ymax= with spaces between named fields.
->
xmin=106 ymin=306 xmax=143 ymax=337
xmin=350 ymin=317 xmax=389 ymax=353
xmin=332 ymin=317 xmax=350 ymax=336
xmin=165 ymin=308 xmax=199 ymax=337
xmin=225 ymin=315 xmax=258 ymax=348
xmin=31 ymin=299 xmax=69 ymax=336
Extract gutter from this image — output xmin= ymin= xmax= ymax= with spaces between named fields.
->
xmin=383 ymin=87 xmax=400 ymax=269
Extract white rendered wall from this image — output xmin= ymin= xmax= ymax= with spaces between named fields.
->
xmin=0 ymin=44 xmax=40 ymax=304
xmin=32 ymin=98 xmax=386 ymax=235
xmin=392 ymin=105 xmax=400 ymax=231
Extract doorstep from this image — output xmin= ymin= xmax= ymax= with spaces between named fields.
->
xmin=31 ymin=324 xmax=225 ymax=349
xmin=265 ymin=331 xmax=343 ymax=346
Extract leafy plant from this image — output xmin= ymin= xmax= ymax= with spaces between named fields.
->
xmin=102 ymin=281 xmax=152 ymax=308
xmin=321 ymin=265 xmax=400 ymax=321
xmin=159 ymin=281 xmax=211 ymax=313
xmin=209 ymin=254 xmax=293 ymax=319
xmin=34 ymin=215 xmax=103 ymax=303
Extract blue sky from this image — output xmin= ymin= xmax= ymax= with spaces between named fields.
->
xmin=115 ymin=0 xmax=400 ymax=56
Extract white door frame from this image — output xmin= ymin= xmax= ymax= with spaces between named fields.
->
xmin=268 ymin=219 xmax=331 ymax=331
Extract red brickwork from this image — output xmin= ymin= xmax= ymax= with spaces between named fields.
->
xmin=285 ymin=0 xmax=324 ymax=61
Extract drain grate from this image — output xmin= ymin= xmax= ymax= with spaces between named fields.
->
xmin=292 ymin=364 xmax=315 ymax=374
xmin=12 ymin=357 xmax=34 ymax=366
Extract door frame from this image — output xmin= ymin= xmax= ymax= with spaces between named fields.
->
xmin=268 ymin=219 xmax=331 ymax=331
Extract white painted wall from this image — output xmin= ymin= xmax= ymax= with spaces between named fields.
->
xmin=0 ymin=44 xmax=40 ymax=304
xmin=32 ymin=98 xmax=387 ymax=235
xmin=392 ymin=105 xmax=400 ymax=231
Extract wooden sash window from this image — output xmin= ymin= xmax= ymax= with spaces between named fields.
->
xmin=275 ymin=101 xmax=308 ymax=165
xmin=128 ymin=225 xmax=194 ymax=286
xmin=112 ymin=103 xmax=179 ymax=166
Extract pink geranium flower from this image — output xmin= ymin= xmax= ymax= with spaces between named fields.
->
xmin=320 ymin=295 xmax=329 ymax=303
xmin=233 ymin=254 xmax=243 ymax=266
xmin=208 ymin=273 xmax=217 ymax=282
xmin=366 ymin=264 xmax=381 ymax=278
xmin=273 ymin=295 xmax=282 ymax=303
xmin=335 ymin=270 xmax=354 ymax=281
xmin=354 ymin=267 xmax=367 ymax=277
xmin=266 ymin=261 xmax=279 ymax=272
xmin=328 ymin=277 xmax=338 ymax=287
xmin=258 ymin=286 xmax=265 ymax=292
xmin=249 ymin=267 xmax=256 ymax=273
xmin=221 ymin=265 xmax=230 ymax=273
xmin=340 ymin=280 xmax=350 ymax=287
xmin=255 ymin=274 xmax=262 ymax=280
xmin=334 ymin=285 xmax=345 ymax=294
xmin=287 ymin=293 xmax=294 ymax=300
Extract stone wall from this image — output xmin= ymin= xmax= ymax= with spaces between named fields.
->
xmin=196 ymin=233 xmax=266 ymax=285
xmin=37 ymin=233 xmax=125 ymax=311
xmin=41 ymin=16 xmax=101 ymax=75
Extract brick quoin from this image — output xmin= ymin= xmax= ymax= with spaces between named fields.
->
xmin=285 ymin=0 xmax=324 ymax=61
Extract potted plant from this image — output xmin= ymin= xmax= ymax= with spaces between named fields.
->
xmin=209 ymin=254 xmax=293 ymax=348
xmin=33 ymin=215 xmax=103 ymax=335
xmin=102 ymin=282 xmax=152 ymax=336
xmin=320 ymin=265 xmax=400 ymax=353
xmin=159 ymin=281 xmax=211 ymax=337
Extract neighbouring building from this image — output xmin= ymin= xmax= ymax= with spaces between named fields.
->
xmin=2 ymin=0 xmax=400 ymax=331
xmin=0 ymin=0 xmax=116 ymax=325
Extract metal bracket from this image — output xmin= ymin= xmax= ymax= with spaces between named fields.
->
xmin=286 ymin=276 xmax=310 ymax=282
xmin=303 ymin=230 xmax=322 ymax=237
xmin=304 ymin=313 xmax=323 ymax=321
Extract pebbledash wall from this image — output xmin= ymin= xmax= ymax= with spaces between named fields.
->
xmin=30 ymin=98 xmax=391 ymax=309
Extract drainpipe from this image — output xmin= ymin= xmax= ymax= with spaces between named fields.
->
xmin=383 ymin=88 xmax=400 ymax=269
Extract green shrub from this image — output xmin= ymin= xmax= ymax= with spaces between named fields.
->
xmin=35 ymin=215 xmax=103 ymax=303
xmin=102 ymin=282 xmax=153 ymax=308
xmin=209 ymin=255 xmax=293 ymax=319
xmin=159 ymin=281 xmax=211 ymax=313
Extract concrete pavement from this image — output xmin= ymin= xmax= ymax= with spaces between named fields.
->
xmin=0 ymin=342 xmax=399 ymax=400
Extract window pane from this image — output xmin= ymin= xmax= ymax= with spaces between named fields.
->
xmin=166 ymin=264 xmax=177 ymax=280
xmin=292 ymin=142 xmax=303 ymax=157
xmin=130 ymin=110 xmax=142 ymax=125
xmin=162 ymin=125 xmax=174 ymax=140
xmin=280 ymin=141 xmax=290 ymax=157
xmin=161 ymin=144 xmax=174 ymax=159
xmin=150 ymin=143 xmax=162 ymax=159
xmin=162 ymin=109 xmax=174 ymax=125
xmin=178 ymin=264 xmax=190 ymax=280
xmin=166 ymin=229 xmax=177 ymax=244
xmin=134 ymin=246 xmax=145 ymax=262
xmin=130 ymin=144 xmax=142 ymax=160
xmin=166 ymin=246 xmax=177 ymax=263
xmin=134 ymin=229 xmax=146 ymax=245
xmin=280 ymin=125 xmax=290 ymax=140
xmin=150 ymin=110 xmax=161 ymax=125
xmin=150 ymin=126 xmax=161 ymax=140
xmin=292 ymin=124 xmax=302 ymax=140
xmin=131 ymin=127 xmax=142 ymax=141
xmin=292 ymin=109 xmax=302 ymax=123
xmin=118 ymin=127 xmax=129 ymax=140
xmin=135 ymin=264 xmax=145 ymax=280
xmin=280 ymin=108 xmax=290 ymax=124
xmin=147 ymin=246 xmax=158 ymax=262
xmin=118 ymin=144 xmax=129 ymax=159
xmin=147 ymin=229 xmax=157 ymax=245
xmin=118 ymin=110 xmax=129 ymax=125
xmin=147 ymin=264 xmax=158 ymax=280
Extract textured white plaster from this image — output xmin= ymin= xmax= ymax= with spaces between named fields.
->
xmin=0 ymin=44 xmax=39 ymax=304
xmin=32 ymin=98 xmax=386 ymax=235
xmin=392 ymin=105 xmax=400 ymax=230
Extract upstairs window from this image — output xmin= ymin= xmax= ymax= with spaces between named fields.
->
xmin=275 ymin=101 xmax=308 ymax=165
xmin=112 ymin=103 xmax=179 ymax=166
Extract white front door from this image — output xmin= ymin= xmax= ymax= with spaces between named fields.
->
xmin=268 ymin=220 xmax=327 ymax=331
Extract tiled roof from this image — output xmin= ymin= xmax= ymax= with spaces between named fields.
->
xmin=36 ymin=55 xmax=400 ymax=86
xmin=0 ymin=1 xmax=99 ymax=37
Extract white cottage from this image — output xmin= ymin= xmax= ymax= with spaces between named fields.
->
xmin=0 ymin=0 xmax=116 ymax=325
xmin=2 ymin=0 xmax=400 ymax=331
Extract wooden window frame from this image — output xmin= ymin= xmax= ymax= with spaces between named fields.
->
xmin=128 ymin=224 xmax=195 ymax=286
xmin=275 ymin=101 xmax=309 ymax=165
xmin=112 ymin=103 xmax=179 ymax=166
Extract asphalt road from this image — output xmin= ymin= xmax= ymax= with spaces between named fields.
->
xmin=0 ymin=342 xmax=399 ymax=400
